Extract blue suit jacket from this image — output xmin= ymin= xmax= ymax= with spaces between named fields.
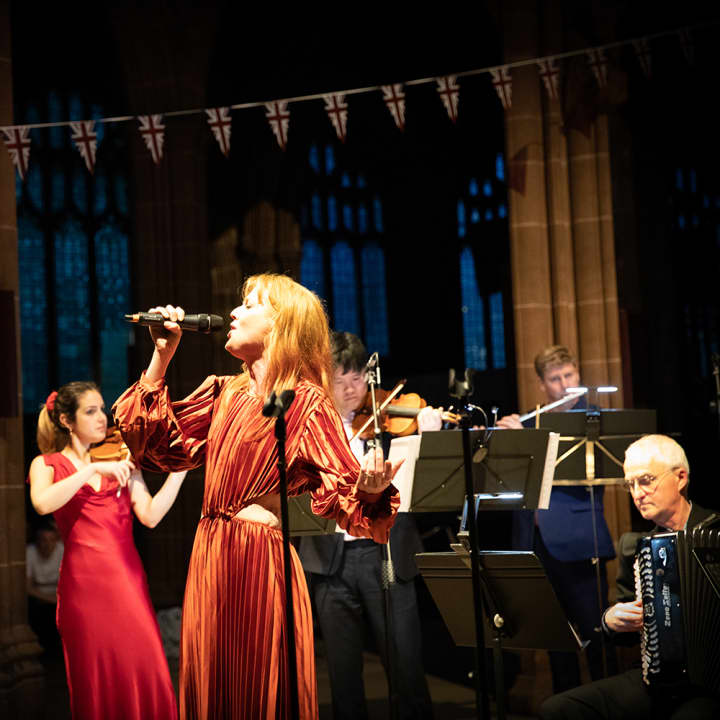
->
xmin=512 ymin=399 xmax=616 ymax=562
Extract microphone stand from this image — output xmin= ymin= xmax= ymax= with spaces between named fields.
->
xmin=263 ymin=389 xmax=299 ymax=720
xmin=365 ymin=353 xmax=399 ymax=720
xmin=449 ymin=368 xmax=490 ymax=720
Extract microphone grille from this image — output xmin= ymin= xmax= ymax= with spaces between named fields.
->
xmin=209 ymin=314 xmax=224 ymax=331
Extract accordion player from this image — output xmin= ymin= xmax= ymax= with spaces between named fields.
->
xmin=634 ymin=518 xmax=720 ymax=693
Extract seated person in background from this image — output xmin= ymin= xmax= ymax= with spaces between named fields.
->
xmin=540 ymin=434 xmax=720 ymax=720
xmin=496 ymin=345 xmax=617 ymax=691
xmin=298 ymin=331 xmax=440 ymax=720
xmin=26 ymin=521 xmax=63 ymax=653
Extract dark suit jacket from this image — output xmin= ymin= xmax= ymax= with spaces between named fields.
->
xmin=297 ymin=512 xmax=424 ymax=582
xmin=512 ymin=399 xmax=616 ymax=562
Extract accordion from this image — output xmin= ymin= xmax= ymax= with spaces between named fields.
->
xmin=634 ymin=520 xmax=720 ymax=692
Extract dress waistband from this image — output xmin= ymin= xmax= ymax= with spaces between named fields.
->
xmin=201 ymin=510 xmax=235 ymax=521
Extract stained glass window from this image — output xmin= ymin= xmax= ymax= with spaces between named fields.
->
xmin=460 ymin=247 xmax=487 ymax=371
xmin=300 ymin=142 xmax=389 ymax=356
xmin=361 ymin=242 xmax=389 ymax=356
xmin=16 ymin=95 xmax=130 ymax=413
xmin=330 ymin=241 xmax=360 ymax=335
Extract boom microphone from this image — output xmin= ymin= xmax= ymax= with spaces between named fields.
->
xmin=124 ymin=312 xmax=224 ymax=334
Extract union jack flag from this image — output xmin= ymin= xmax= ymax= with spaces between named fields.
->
xmin=265 ymin=101 xmax=290 ymax=149
xmin=381 ymin=84 xmax=406 ymax=130
xmin=323 ymin=94 xmax=348 ymax=142
xmin=678 ymin=28 xmax=694 ymax=65
xmin=633 ymin=38 xmax=652 ymax=78
xmin=206 ymin=107 xmax=232 ymax=156
xmin=70 ymin=121 xmax=98 ymax=174
xmin=587 ymin=48 xmax=608 ymax=87
xmin=489 ymin=66 xmax=512 ymax=109
xmin=537 ymin=58 xmax=560 ymax=101
xmin=436 ymin=76 xmax=460 ymax=123
xmin=1 ymin=126 xmax=31 ymax=180
xmin=138 ymin=115 xmax=165 ymax=165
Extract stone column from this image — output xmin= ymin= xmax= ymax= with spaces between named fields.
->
xmin=110 ymin=7 xmax=219 ymax=608
xmin=503 ymin=2 xmax=554 ymax=412
xmin=0 ymin=1 xmax=44 ymax=716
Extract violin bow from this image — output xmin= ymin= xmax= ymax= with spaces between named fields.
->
xmin=349 ymin=379 xmax=407 ymax=443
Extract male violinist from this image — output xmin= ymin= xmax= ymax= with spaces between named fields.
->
xmin=298 ymin=331 xmax=441 ymax=720
xmin=496 ymin=345 xmax=617 ymax=691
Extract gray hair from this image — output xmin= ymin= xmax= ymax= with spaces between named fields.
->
xmin=624 ymin=434 xmax=690 ymax=476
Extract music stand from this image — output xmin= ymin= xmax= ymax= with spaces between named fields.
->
xmin=393 ymin=429 xmax=558 ymax=513
xmin=417 ymin=548 xmax=582 ymax=719
xmin=287 ymin=495 xmax=336 ymax=536
xmin=535 ymin=408 xmax=657 ymax=677
xmin=389 ymin=429 xmax=559 ymax=514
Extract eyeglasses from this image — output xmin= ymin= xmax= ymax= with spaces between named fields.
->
xmin=622 ymin=467 xmax=676 ymax=494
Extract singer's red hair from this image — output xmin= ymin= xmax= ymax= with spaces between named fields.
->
xmin=228 ymin=273 xmax=334 ymax=402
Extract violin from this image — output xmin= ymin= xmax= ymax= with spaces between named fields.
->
xmin=89 ymin=426 xmax=132 ymax=497
xmin=350 ymin=380 xmax=460 ymax=441
xmin=89 ymin=426 xmax=130 ymax=463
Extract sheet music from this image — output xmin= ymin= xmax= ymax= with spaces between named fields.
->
xmin=388 ymin=435 xmax=422 ymax=512
xmin=538 ymin=431 xmax=560 ymax=509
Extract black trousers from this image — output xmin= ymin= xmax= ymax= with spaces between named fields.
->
xmin=534 ymin=528 xmax=618 ymax=692
xmin=310 ymin=540 xmax=433 ymax=720
xmin=539 ymin=668 xmax=720 ymax=720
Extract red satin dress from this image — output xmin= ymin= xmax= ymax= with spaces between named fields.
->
xmin=113 ymin=375 xmax=399 ymax=720
xmin=43 ymin=453 xmax=177 ymax=720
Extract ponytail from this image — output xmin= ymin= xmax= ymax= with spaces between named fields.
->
xmin=36 ymin=381 xmax=100 ymax=454
xmin=36 ymin=405 xmax=67 ymax=454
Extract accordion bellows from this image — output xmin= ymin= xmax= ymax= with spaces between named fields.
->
xmin=634 ymin=524 xmax=720 ymax=693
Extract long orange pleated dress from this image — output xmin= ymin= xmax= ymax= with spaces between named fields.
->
xmin=113 ymin=375 xmax=398 ymax=720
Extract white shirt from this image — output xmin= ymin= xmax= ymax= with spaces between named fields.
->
xmin=26 ymin=542 xmax=64 ymax=596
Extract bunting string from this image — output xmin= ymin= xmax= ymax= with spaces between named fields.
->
xmin=1 ymin=19 xmax=717 ymax=179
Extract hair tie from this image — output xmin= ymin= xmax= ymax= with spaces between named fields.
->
xmin=45 ymin=391 xmax=58 ymax=412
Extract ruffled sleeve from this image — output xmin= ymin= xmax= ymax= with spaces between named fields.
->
xmin=292 ymin=393 xmax=399 ymax=543
xmin=112 ymin=373 xmax=229 ymax=473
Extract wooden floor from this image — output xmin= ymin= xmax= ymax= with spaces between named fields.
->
xmin=38 ymin=645 xmax=536 ymax=719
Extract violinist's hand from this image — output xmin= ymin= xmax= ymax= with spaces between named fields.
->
xmin=357 ymin=446 xmax=404 ymax=496
xmin=90 ymin=459 xmax=136 ymax=488
xmin=604 ymin=599 xmax=643 ymax=633
xmin=496 ymin=413 xmax=523 ymax=429
xmin=417 ymin=406 xmax=444 ymax=434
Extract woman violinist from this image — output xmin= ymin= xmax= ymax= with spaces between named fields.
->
xmin=28 ymin=381 xmax=186 ymax=720
xmin=112 ymin=274 xmax=402 ymax=720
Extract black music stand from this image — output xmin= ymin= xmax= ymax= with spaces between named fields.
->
xmin=401 ymin=429 xmax=558 ymax=513
xmin=404 ymin=428 xmax=558 ymax=720
xmin=417 ymin=549 xmax=582 ymax=718
xmin=534 ymin=408 xmax=656 ymax=677
xmin=287 ymin=495 xmax=336 ymax=536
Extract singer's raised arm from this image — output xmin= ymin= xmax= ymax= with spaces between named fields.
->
xmin=112 ymin=373 xmax=230 ymax=473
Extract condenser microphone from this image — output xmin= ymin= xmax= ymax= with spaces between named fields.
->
xmin=124 ymin=312 xmax=224 ymax=334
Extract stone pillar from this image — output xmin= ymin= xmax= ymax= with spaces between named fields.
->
xmin=500 ymin=1 xmax=630 ymax=711
xmin=504 ymin=1 xmax=624 ymax=411
xmin=0 ymin=1 xmax=44 ymax=716
xmin=503 ymin=3 xmax=554 ymax=412
xmin=110 ymin=7 xmax=219 ymax=608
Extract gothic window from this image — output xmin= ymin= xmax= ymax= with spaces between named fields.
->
xmin=16 ymin=92 xmax=130 ymax=414
xmin=299 ymin=142 xmax=390 ymax=356
xmin=458 ymin=152 xmax=508 ymax=372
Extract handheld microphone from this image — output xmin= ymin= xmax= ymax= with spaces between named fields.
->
xmin=124 ymin=312 xmax=224 ymax=334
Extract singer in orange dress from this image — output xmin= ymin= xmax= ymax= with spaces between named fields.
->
xmin=113 ymin=274 xmax=401 ymax=720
